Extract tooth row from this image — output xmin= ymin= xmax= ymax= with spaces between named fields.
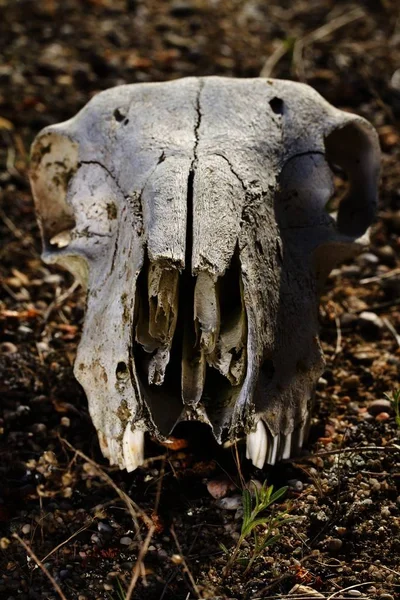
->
xmin=246 ymin=416 xmax=310 ymax=469
xmin=98 ymin=424 xmax=145 ymax=473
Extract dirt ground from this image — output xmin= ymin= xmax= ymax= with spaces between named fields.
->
xmin=0 ymin=1 xmax=400 ymax=599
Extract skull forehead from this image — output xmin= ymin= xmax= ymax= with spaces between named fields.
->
xmin=58 ymin=77 xmax=335 ymax=174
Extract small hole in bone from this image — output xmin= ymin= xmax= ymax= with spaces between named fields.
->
xmin=113 ymin=108 xmax=126 ymax=122
xmin=116 ymin=361 xmax=129 ymax=380
xmin=269 ymin=97 xmax=284 ymax=115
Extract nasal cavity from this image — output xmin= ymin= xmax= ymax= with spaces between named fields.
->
xmin=132 ymin=247 xmax=247 ymax=432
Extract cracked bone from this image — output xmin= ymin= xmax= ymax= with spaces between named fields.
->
xmin=30 ymin=77 xmax=380 ymax=471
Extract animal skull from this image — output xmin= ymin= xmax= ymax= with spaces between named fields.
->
xmin=30 ymin=77 xmax=380 ymax=471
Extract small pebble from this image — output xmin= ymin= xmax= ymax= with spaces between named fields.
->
xmin=368 ymin=399 xmax=393 ymax=416
xmin=60 ymin=416 xmax=70 ymax=427
xmin=217 ymin=495 xmax=242 ymax=510
xmin=342 ymin=375 xmax=360 ymax=391
xmin=288 ymin=479 xmax=303 ymax=492
xmin=171 ymin=553 xmax=184 ymax=564
xmin=120 ymin=536 xmax=133 ymax=546
xmin=327 ymin=537 xmax=343 ymax=552
xmin=0 ymin=342 xmax=18 ymax=354
xmin=358 ymin=311 xmax=384 ymax=332
xmin=103 ymin=583 xmax=113 ymax=591
xmin=207 ymin=478 xmax=235 ymax=499
xmin=357 ymin=252 xmax=379 ymax=265
xmin=347 ymin=591 xmax=362 ymax=597
xmin=376 ymin=412 xmax=390 ymax=422
xmin=98 ymin=521 xmax=113 ymax=536
xmin=91 ymin=534 xmax=102 ymax=545
xmin=21 ymin=524 xmax=31 ymax=535
xmin=379 ymin=594 xmax=394 ymax=600
xmin=59 ymin=570 xmax=69 ymax=580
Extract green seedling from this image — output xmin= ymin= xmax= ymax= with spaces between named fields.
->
xmin=384 ymin=388 xmax=400 ymax=428
xmin=221 ymin=481 xmax=297 ymax=574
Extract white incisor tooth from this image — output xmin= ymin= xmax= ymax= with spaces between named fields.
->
xmin=269 ymin=434 xmax=279 ymax=465
xmin=282 ymin=432 xmax=292 ymax=460
xmin=123 ymin=425 xmax=145 ymax=472
xmin=246 ymin=420 xmax=267 ymax=469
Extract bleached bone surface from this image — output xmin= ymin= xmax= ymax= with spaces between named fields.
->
xmin=30 ymin=77 xmax=380 ymax=471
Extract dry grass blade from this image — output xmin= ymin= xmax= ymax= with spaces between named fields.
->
xmin=293 ymin=8 xmax=365 ymax=80
xmin=382 ymin=317 xmax=400 ymax=347
xmin=125 ymin=524 xmax=156 ymax=600
xmin=360 ymin=267 xmax=400 ymax=284
xmin=326 ymin=581 xmax=374 ymax=600
xmin=260 ymin=41 xmax=289 ymax=77
xmin=60 ymin=437 xmax=153 ymax=530
xmin=44 ymin=280 xmax=81 ymax=322
xmin=41 ymin=522 xmax=92 ymax=563
xmin=13 ymin=533 xmax=68 ymax=600
xmin=124 ymin=455 xmax=166 ymax=597
xmin=283 ymin=444 xmax=400 ymax=462
xmin=170 ymin=526 xmax=202 ymax=599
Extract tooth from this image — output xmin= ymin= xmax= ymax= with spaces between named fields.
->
xmin=282 ymin=432 xmax=292 ymax=460
xmin=148 ymin=347 xmax=170 ymax=385
xmin=148 ymin=264 xmax=179 ymax=344
xmin=194 ymin=271 xmax=220 ymax=354
xmin=269 ymin=434 xmax=279 ymax=465
xmin=98 ymin=431 xmax=110 ymax=460
xmin=298 ymin=420 xmax=307 ymax=449
xmin=107 ymin=437 xmax=121 ymax=467
xmin=246 ymin=420 xmax=267 ymax=469
xmin=123 ymin=425 xmax=145 ymax=472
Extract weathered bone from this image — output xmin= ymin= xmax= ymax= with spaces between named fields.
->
xmin=30 ymin=77 xmax=380 ymax=471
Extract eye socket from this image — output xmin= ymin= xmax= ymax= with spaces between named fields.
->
xmin=30 ymin=132 xmax=78 ymax=250
xmin=325 ymin=120 xmax=380 ymax=237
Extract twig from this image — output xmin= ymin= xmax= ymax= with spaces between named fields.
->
xmin=124 ymin=452 xmax=167 ymax=596
xmin=353 ymin=560 xmax=400 ymax=578
xmin=125 ymin=524 xmax=156 ymax=600
xmin=170 ymin=526 xmax=202 ymax=599
xmin=0 ymin=206 xmax=25 ymax=240
xmin=327 ymin=581 xmax=374 ymax=600
xmin=285 ymin=444 xmax=400 ymax=463
xmin=293 ymin=8 xmax=365 ymax=80
xmin=41 ymin=522 xmax=92 ymax=563
xmin=360 ymin=267 xmax=400 ymax=285
xmin=260 ymin=41 xmax=289 ymax=77
xmin=13 ymin=533 xmax=68 ymax=600
xmin=43 ymin=280 xmax=80 ymax=322
xmin=60 ymin=437 xmax=153 ymax=530
xmin=382 ymin=317 xmax=400 ymax=347
xmin=334 ymin=315 xmax=342 ymax=356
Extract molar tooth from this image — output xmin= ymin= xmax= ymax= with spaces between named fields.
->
xmin=282 ymin=432 xmax=292 ymax=460
xmin=123 ymin=425 xmax=145 ymax=473
xmin=246 ymin=420 xmax=267 ymax=469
